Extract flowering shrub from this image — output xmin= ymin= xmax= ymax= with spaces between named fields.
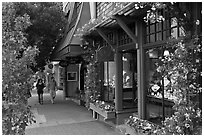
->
xmin=84 ymin=60 xmax=101 ymax=108
xmin=93 ymin=100 xmax=115 ymax=112
xmin=125 ymin=116 xmax=166 ymax=135
xmin=162 ymin=103 xmax=202 ymax=135
xmin=126 ymin=103 xmax=202 ymax=135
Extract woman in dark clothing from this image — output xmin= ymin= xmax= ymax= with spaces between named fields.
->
xmin=36 ymin=79 xmax=45 ymax=104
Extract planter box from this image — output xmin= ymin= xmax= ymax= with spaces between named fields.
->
xmin=89 ymin=103 xmax=115 ymax=120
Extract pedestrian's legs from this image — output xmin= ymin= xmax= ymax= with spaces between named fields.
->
xmin=53 ymin=90 xmax=56 ymax=100
xmin=40 ymin=94 xmax=43 ymax=104
xmin=38 ymin=94 xmax=40 ymax=103
xmin=50 ymin=90 xmax=54 ymax=104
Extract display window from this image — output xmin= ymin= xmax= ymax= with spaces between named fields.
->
xmin=103 ymin=61 xmax=116 ymax=102
xmin=122 ymin=51 xmax=137 ymax=109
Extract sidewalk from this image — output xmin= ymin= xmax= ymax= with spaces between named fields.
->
xmin=25 ymin=90 xmax=122 ymax=135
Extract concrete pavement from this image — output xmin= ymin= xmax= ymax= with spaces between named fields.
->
xmin=25 ymin=90 xmax=122 ymax=135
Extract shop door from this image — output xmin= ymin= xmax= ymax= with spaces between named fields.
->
xmin=122 ymin=51 xmax=137 ymax=109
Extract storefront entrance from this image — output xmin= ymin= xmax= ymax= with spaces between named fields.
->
xmin=122 ymin=50 xmax=137 ymax=109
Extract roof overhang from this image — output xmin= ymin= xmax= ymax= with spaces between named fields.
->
xmin=51 ymin=2 xmax=91 ymax=61
xmin=78 ymin=2 xmax=149 ymax=37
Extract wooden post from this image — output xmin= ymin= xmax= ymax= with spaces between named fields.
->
xmin=136 ymin=20 xmax=146 ymax=119
xmin=115 ymin=48 xmax=123 ymax=112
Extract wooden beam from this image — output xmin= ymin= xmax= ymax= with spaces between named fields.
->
xmin=112 ymin=15 xmax=138 ymax=48
xmin=95 ymin=28 xmax=116 ymax=51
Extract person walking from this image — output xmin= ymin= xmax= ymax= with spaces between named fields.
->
xmin=36 ymin=79 xmax=45 ymax=105
xmin=48 ymin=76 xmax=57 ymax=104
xmin=35 ymin=68 xmax=46 ymax=84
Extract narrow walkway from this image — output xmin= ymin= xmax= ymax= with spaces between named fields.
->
xmin=25 ymin=90 xmax=122 ymax=135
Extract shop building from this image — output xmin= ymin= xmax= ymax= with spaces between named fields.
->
xmin=51 ymin=2 xmax=202 ymax=124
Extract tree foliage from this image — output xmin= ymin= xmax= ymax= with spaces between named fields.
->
xmin=2 ymin=2 xmax=37 ymax=135
xmin=2 ymin=2 xmax=67 ymax=134
xmin=11 ymin=2 xmax=67 ymax=70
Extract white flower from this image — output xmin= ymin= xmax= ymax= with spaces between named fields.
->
xmin=143 ymin=123 xmax=152 ymax=130
xmin=151 ymin=6 xmax=156 ymax=11
xmin=196 ymin=109 xmax=201 ymax=117
xmin=196 ymin=20 xmax=200 ymax=25
xmin=176 ymin=126 xmax=182 ymax=132
xmin=184 ymin=113 xmax=190 ymax=118
xmin=185 ymin=123 xmax=190 ymax=128
xmin=135 ymin=4 xmax=139 ymax=9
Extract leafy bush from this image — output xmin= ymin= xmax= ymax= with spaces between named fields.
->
xmin=162 ymin=103 xmax=202 ymax=135
xmin=2 ymin=3 xmax=38 ymax=134
xmin=84 ymin=59 xmax=101 ymax=108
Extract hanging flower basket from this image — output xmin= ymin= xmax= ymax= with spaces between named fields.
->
xmin=90 ymin=101 xmax=115 ymax=120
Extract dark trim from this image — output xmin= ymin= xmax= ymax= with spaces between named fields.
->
xmin=113 ymin=15 xmax=138 ymax=47
xmin=117 ymin=42 xmax=135 ymax=51
xmin=143 ymin=37 xmax=183 ymax=49
xmin=95 ymin=28 xmax=116 ymax=51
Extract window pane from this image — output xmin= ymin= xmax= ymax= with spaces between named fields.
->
xmin=163 ymin=20 xmax=166 ymax=30
xmin=171 ymin=17 xmax=177 ymax=27
xmin=123 ymin=53 xmax=133 ymax=88
xmin=171 ymin=27 xmax=178 ymax=39
xmin=146 ymin=26 xmax=149 ymax=34
xmin=146 ymin=35 xmax=150 ymax=43
xmin=179 ymin=26 xmax=186 ymax=37
xmin=150 ymin=34 xmax=155 ymax=43
xmin=156 ymin=32 xmax=162 ymax=41
xmin=104 ymin=62 xmax=116 ymax=86
xmin=163 ymin=20 xmax=170 ymax=30
xmin=145 ymin=48 xmax=176 ymax=119
xmin=150 ymin=24 xmax=155 ymax=33
xmin=104 ymin=62 xmax=116 ymax=101
xmin=163 ymin=31 xmax=166 ymax=40
xmin=163 ymin=30 xmax=171 ymax=40
xmin=156 ymin=22 xmax=162 ymax=31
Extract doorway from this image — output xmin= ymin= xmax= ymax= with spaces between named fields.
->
xmin=122 ymin=50 xmax=137 ymax=109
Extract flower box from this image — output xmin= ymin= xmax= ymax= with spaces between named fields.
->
xmin=89 ymin=103 xmax=115 ymax=120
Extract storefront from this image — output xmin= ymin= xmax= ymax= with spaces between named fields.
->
xmin=51 ymin=2 xmax=201 ymax=125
